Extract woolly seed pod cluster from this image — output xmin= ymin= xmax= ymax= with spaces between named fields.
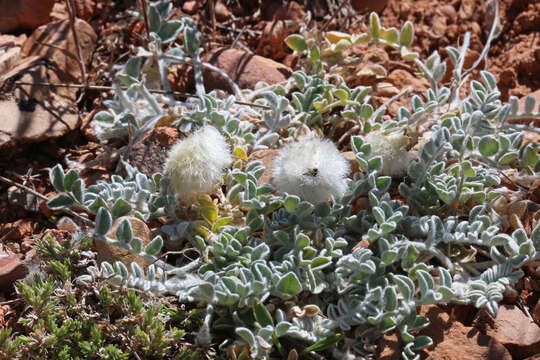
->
xmin=272 ymin=137 xmax=350 ymax=203
xmin=164 ymin=126 xmax=232 ymax=197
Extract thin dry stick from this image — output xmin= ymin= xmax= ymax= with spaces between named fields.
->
xmin=137 ymin=0 xmax=151 ymax=41
xmin=320 ymin=0 xmax=350 ymax=32
xmin=208 ymin=0 xmax=216 ymax=32
xmin=65 ymin=0 xmax=87 ymax=85
xmin=13 ymin=81 xmax=270 ymax=110
xmin=0 ymin=175 xmax=94 ymax=226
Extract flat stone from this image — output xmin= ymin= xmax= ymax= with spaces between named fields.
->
xmin=0 ymin=254 xmax=27 ymax=289
xmin=419 ymin=305 xmax=512 ymax=360
xmin=0 ymin=0 xmax=55 ymax=33
xmin=247 ymin=149 xmax=279 ymax=185
xmin=475 ymin=305 xmax=540 ymax=359
xmin=0 ymin=19 xmax=96 ymax=149
xmin=126 ymin=126 xmax=182 ymax=177
xmin=202 ymin=48 xmax=292 ymax=92
xmin=95 ymin=216 xmax=153 ymax=268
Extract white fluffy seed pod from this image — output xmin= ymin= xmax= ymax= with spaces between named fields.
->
xmin=272 ymin=137 xmax=350 ymax=203
xmin=164 ymin=126 xmax=232 ymax=196
xmin=364 ymin=130 xmax=416 ymax=178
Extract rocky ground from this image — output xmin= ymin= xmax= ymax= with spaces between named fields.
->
xmin=0 ymin=0 xmax=539 ymax=359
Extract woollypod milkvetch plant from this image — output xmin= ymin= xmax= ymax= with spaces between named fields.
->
xmin=29 ymin=3 xmax=540 ymax=360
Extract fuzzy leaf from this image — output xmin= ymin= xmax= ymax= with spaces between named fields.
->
xmin=277 ymin=272 xmax=302 ymax=296
xmin=47 ymin=194 xmax=74 ymax=210
xmin=479 ymin=136 xmax=499 ymax=157
xmin=50 ymin=164 xmax=65 ymax=192
xmin=302 ymin=333 xmax=342 ymax=354
xmin=254 ymin=300 xmax=274 ymax=327
xmin=399 ymin=21 xmax=414 ymax=47
xmin=116 ymin=219 xmax=133 ymax=244
xmin=112 ymin=198 xmax=132 ymax=218
xmin=95 ymin=207 xmax=112 ymax=236
xmin=285 ymin=34 xmax=308 ymax=52
xmin=144 ymin=235 xmax=163 ymax=256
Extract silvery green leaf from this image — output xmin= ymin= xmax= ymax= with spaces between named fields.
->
xmin=412 ymin=335 xmax=433 ymax=351
xmin=148 ymin=5 xmax=161 ymax=33
xmin=373 ymin=206 xmax=385 ymax=224
xmin=393 ymin=274 xmax=414 ymax=301
xmin=101 ymin=261 xmax=114 ymax=275
xmin=50 ymin=164 xmax=65 ymax=192
xmin=131 ymin=262 xmax=143 ymax=278
xmin=480 ymin=71 xmax=497 ymax=91
xmin=276 ymin=272 xmax=302 ymax=296
xmin=253 ymin=300 xmax=274 ymax=327
xmin=314 ymin=202 xmax=331 ymax=217
xmin=116 ymin=219 xmax=132 ymax=244
xmin=285 ymin=34 xmax=308 ymax=52
xmin=93 ymin=111 xmax=114 ymax=123
xmin=112 ymin=198 xmax=132 ymax=218
xmin=367 ymin=156 xmax=382 ymax=171
xmin=158 ymin=20 xmax=183 ymax=43
xmin=311 ymin=256 xmax=332 ymax=271
xmin=236 ymin=327 xmax=256 ymax=348
xmin=71 ymin=179 xmax=84 ymax=203
xmin=63 ymin=170 xmax=78 ymax=192
xmin=131 ymin=237 xmax=143 ymax=253
xmin=47 ymin=194 xmax=74 ymax=210
xmin=369 ymin=12 xmax=381 ymax=40
xmin=125 ymin=57 xmax=141 ymax=79
xmin=183 ymin=26 xmax=201 ymax=56
xmin=399 ymin=21 xmax=414 ymax=47
xmin=275 ymin=321 xmax=291 ymax=337
xmin=433 ymin=62 xmax=446 ymax=83
xmin=145 ymin=235 xmax=163 ymax=256
xmin=522 ymin=95 xmax=535 ymax=114
xmin=383 ymin=286 xmax=398 ymax=311
xmin=95 ymin=207 xmax=112 ymax=236
xmin=114 ymin=261 xmax=129 ymax=279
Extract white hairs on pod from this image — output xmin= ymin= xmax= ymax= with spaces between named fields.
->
xmin=272 ymin=137 xmax=350 ymax=203
xmin=164 ymin=126 xmax=232 ymax=196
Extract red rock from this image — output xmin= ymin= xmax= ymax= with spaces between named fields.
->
xmin=419 ymin=305 xmax=512 ymax=360
xmin=440 ymin=5 xmax=457 ymax=22
xmin=0 ymin=36 xmax=25 ymax=75
xmin=0 ymin=0 xmax=55 ymax=33
xmin=126 ymin=127 xmax=182 ymax=177
xmin=214 ymin=1 xmax=230 ymax=22
xmin=182 ymin=0 xmax=200 ymax=15
xmin=387 ymin=69 xmax=429 ymax=91
xmin=350 ymin=0 xmax=389 ymax=14
xmin=378 ymin=333 xmax=401 ymax=359
xmin=0 ymin=254 xmax=27 ymax=288
xmin=1 ymin=19 xmax=96 ymax=149
xmin=201 ymin=48 xmax=292 ymax=92
xmin=261 ymin=0 xmax=305 ymax=22
xmin=0 ymin=220 xmax=38 ymax=241
xmin=247 ymin=149 xmax=279 ymax=185
xmin=475 ymin=305 xmax=540 ymax=359
xmin=255 ymin=20 xmax=301 ymax=61
xmin=56 ymin=217 xmax=80 ymax=233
